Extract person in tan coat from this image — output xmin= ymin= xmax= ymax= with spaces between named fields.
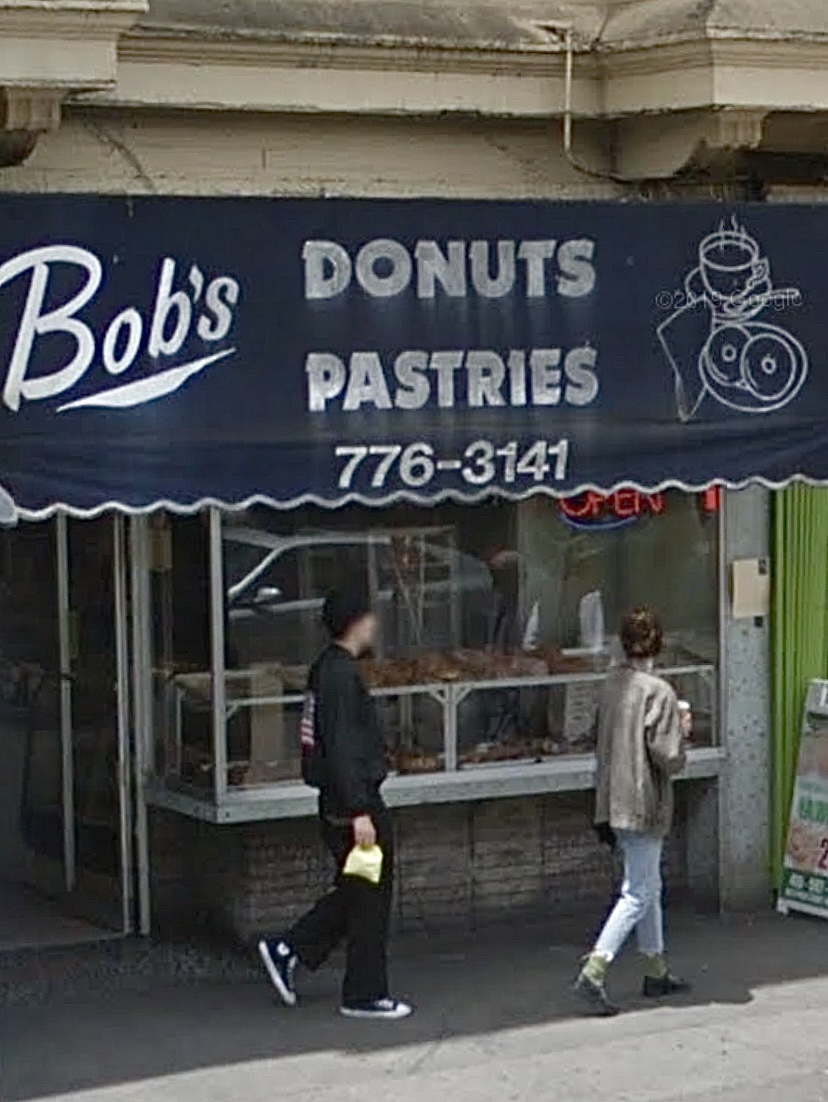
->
xmin=575 ymin=607 xmax=690 ymax=1016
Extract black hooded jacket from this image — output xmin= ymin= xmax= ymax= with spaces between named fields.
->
xmin=301 ymin=644 xmax=388 ymax=817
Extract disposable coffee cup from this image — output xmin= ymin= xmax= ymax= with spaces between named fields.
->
xmin=678 ymin=700 xmax=693 ymax=738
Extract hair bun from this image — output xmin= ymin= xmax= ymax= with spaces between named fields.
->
xmin=620 ymin=606 xmax=663 ymax=660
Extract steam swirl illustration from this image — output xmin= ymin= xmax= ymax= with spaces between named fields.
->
xmin=657 ymin=217 xmax=808 ymax=421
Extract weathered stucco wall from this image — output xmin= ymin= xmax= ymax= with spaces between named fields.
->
xmin=0 ymin=108 xmax=617 ymax=199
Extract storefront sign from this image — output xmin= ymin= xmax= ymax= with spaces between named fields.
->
xmin=1 ymin=197 xmax=828 ymax=516
xmin=558 ymin=488 xmax=720 ymax=530
xmin=779 ymin=681 xmax=828 ymax=918
xmin=558 ymin=490 xmax=665 ymax=530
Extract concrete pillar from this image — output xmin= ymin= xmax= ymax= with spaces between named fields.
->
xmin=719 ymin=485 xmax=772 ymax=910
xmin=686 ymin=779 xmax=720 ymax=909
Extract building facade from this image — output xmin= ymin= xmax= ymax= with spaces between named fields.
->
xmin=2 ymin=0 xmax=826 ymax=947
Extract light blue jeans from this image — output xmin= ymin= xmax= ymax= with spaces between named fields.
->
xmin=594 ymin=830 xmax=664 ymax=960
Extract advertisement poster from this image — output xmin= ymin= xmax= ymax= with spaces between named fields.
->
xmin=779 ymin=681 xmax=828 ymax=917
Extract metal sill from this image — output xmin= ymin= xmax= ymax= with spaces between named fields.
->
xmin=144 ymin=746 xmax=725 ymax=824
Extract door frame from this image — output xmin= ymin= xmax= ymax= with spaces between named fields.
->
xmin=129 ymin=514 xmax=152 ymax=936
xmin=52 ymin=513 xmax=136 ymax=935
xmin=56 ymin=515 xmax=76 ymax=894
xmin=113 ymin=515 xmax=135 ymax=935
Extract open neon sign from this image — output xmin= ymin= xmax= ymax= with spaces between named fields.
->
xmin=558 ymin=488 xmax=720 ymax=530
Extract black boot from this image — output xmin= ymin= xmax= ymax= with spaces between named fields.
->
xmin=641 ymin=955 xmax=691 ymax=998
xmin=574 ymin=954 xmax=619 ymax=1017
xmin=642 ymin=974 xmax=691 ymax=997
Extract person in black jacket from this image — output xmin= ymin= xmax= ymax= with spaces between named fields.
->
xmin=258 ymin=589 xmax=412 ymax=1021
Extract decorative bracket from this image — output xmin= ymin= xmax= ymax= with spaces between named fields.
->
xmin=0 ymin=86 xmax=62 ymax=166
xmin=613 ymin=108 xmax=770 ymax=180
xmin=705 ymin=109 xmax=767 ymax=152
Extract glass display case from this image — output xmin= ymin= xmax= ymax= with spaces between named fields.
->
xmin=148 ymin=491 xmax=722 ymax=811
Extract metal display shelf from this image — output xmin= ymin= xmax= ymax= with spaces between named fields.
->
xmin=154 ymin=661 xmax=719 ymax=822
xmin=146 ymin=746 xmax=725 ymax=823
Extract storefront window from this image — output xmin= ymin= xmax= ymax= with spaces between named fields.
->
xmin=150 ymin=490 xmax=720 ymax=798
xmin=150 ymin=514 xmax=215 ymax=793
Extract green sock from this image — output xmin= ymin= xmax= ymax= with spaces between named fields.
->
xmin=644 ymin=953 xmax=669 ymax=980
xmin=581 ymin=951 xmax=610 ymax=985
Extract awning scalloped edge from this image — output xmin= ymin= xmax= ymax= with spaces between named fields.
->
xmin=11 ymin=472 xmax=817 ymax=523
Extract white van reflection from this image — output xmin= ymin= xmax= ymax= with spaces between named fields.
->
xmin=223 ymin=528 xmax=493 ymax=668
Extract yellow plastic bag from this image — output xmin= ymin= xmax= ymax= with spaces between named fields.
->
xmin=343 ymin=844 xmax=383 ymax=885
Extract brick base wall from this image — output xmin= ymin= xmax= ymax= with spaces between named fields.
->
xmin=149 ymin=788 xmax=696 ymax=943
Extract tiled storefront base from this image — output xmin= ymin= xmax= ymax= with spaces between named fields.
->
xmin=148 ymin=787 xmax=707 ymax=944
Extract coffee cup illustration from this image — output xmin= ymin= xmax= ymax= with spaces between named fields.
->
xmin=657 ymin=217 xmax=808 ymax=421
xmin=698 ymin=229 xmax=771 ymax=319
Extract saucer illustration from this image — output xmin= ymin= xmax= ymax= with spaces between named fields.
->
xmin=657 ymin=217 xmax=808 ymax=421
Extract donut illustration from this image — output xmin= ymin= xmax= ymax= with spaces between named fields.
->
xmin=742 ymin=330 xmax=802 ymax=403
xmin=657 ymin=217 xmax=809 ymax=421
xmin=701 ymin=321 xmax=808 ymax=413
xmin=703 ymin=325 xmax=749 ymax=387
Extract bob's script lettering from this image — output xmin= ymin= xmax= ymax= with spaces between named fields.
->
xmin=0 ymin=245 xmax=240 ymax=412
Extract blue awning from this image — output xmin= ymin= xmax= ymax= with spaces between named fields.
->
xmin=0 ymin=195 xmax=824 ymax=521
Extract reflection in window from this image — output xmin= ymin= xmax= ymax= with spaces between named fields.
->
xmin=150 ymin=491 xmax=720 ymax=795
xmin=220 ymin=493 xmax=719 ymax=785
xmin=150 ymin=514 xmax=214 ymax=791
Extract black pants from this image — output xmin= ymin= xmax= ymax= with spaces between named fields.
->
xmin=287 ymin=803 xmax=394 ymax=1005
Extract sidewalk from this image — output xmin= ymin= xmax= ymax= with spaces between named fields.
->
xmin=4 ymin=911 xmax=828 ymax=1102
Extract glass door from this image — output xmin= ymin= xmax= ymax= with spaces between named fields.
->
xmin=62 ymin=515 xmax=132 ymax=932
xmin=0 ymin=520 xmax=65 ymax=946
xmin=0 ymin=515 xmax=132 ymax=946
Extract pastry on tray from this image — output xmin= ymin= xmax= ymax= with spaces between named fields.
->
xmin=395 ymin=749 xmax=441 ymax=774
xmin=230 ymin=761 xmax=300 ymax=786
xmin=543 ymin=649 xmax=594 ymax=675
xmin=361 ymin=646 xmax=599 ymax=689
xmin=359 ymin=658 xmax=410 ymax=688
xmin=451 ymin=650 xmax=496 ymax=678
xmin=459 ymin=740 xmax=531 ymax=765
xmin=459 ymin=744 xmax=493 ymax=766
xmin=459 ymin=735 xmax=579 ymax=766
xmin=416 ymin=653 xmax=461 ymax=682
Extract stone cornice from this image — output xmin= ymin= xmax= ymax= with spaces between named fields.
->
xmin=1 ymin=0 xmax=146 ymax=89
xmin=0 ymin=0 xmax=145 ymax=166
xmin=95 ymin=24 xmax=600 ymax=118
xmin=115 ymin=16 xmax=828 ymax=85
xmin=604 ymin=35 xmax=828 ymax=78
xmin=91 ymin=27 xmax=828 ymax=122
xmin=1 ymin=0 xmax=146 ymax=53
xmin=603 ymin=37 xmax=828 ymax=116
xmin=118 ymin=28 xmax=571 ymax=78
xmin=603 ymin=25 xmax=828 ymax=55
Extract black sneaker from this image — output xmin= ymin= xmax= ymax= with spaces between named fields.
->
xmin=642 ymin=974 xmax=691 ymax=998
xmin=574 ymin=972 xmax=619 ymax=1017
xmin=258 ymin=939 xmax=297 ymax=1006
xmin=340 ymin=998 xmax=413 ymax=1021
